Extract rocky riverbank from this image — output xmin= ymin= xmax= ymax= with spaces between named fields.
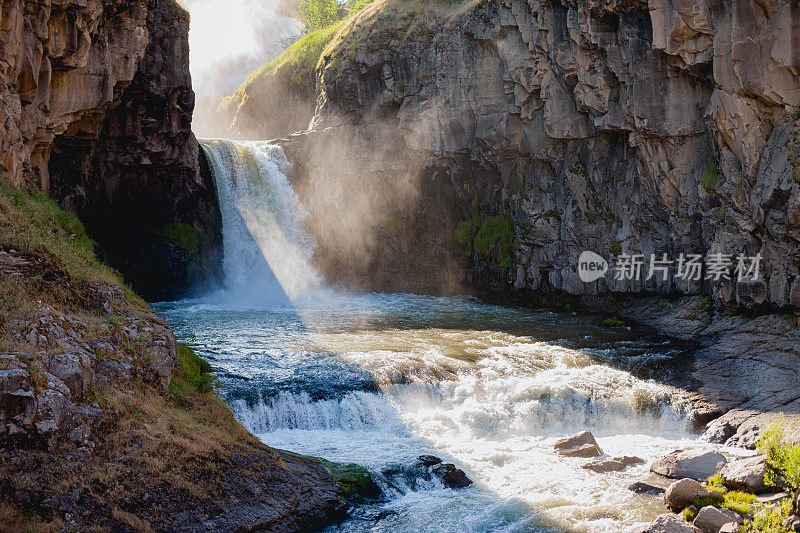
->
xmin=584 ymin=295 xmax=800 ymax=448
xmin=551 ymin=428 xmax=800 ymax=532
xmin=0 ymin=184 xmax=348 ymax=531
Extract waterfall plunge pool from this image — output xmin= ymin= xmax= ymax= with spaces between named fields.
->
xmin=158 ymin=139 xmax=714 ymax=531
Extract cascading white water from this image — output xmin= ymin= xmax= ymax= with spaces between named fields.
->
xmin=200 ymin=139 xmax=323 ymax=304
xmin=160 ymin=145 xmax=717 ymax=532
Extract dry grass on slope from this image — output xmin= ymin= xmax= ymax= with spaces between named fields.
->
xmin=0 ymin=182 xmax=342 ymax=531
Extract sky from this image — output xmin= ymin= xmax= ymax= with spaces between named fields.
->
xmin=183 ymin=0 xmax=302 ymax=98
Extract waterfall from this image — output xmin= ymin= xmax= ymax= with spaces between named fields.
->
xmin=200 ymin=139 xmax=323 ymax=303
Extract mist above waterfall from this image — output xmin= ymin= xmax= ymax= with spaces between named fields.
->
xmin=185 ymin=0 xmax=301 ymax=136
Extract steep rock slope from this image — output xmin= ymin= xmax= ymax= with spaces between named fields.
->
xmin=0 ymin=0 xmax=221 ymax=300
xmin=0 ymin=179 xmax=343 ymax=532
xmin=249 ymin=0 xmax=800 ymax=310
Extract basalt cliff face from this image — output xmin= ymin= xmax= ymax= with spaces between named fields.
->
xmin=0 ymin=0 xmax=221 ymax=300
xmin=235 ymin=0 xmax=800 ymax=310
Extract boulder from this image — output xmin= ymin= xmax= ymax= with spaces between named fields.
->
xmin=431 ymin=463 xmax=472 ymax=488
xmin=641 ymin=513 xmax=701 ymax=532
xmin=629 ymin=481 xmax=666 ymax=494
xmin=583 ymin=460 xmax=626 ymax=473
xmin=664 ymin=478 xmax=716 ymax=512
xmin=651 ymin=450 xmax=727 ymax=480
xmin=693 ymin=505 xmax=743 ymax=533
xmin=613 ymin=456 xmax=645 ymax=466
xmin=718 ymin=523 xmax=741 ymax=533
xmin=418 ymin=455 xmax=442 ymax=466
xmin=554 ymin=430 xmax=600 ymax=451
xmin=559 ymin=443 xmax=603 ymax=458
xmin=554 ymin=430 xmax=603 ymax=457
xmin=718 ymin=455 xmax=766 ymax=492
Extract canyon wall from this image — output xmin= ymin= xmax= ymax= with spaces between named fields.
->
xmin=0 ymin=0 xmax=221 ymax=300
xmin=240 ymin=0 xmax=800 ymax=310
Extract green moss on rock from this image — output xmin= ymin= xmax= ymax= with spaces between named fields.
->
xmin=160 ymin=222 xmax=200 ymax=256
xmin=295 ymin=455 xmax=380 ymax=501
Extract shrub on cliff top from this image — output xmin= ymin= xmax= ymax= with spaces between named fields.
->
xmin=299 ymin=0 xmax=340 ymax=32
xmin=239 ymin=19 xmax=345 ymax=91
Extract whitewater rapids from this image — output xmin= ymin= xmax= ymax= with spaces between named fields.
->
xmin=157 ymin=140 xmax=714 ymax=532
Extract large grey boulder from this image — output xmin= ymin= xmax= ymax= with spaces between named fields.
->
xmin=47 ymin=352 xmax=93 ymax=399
xmin=718 ymin=455 xmax=767 ymax=492
xmin=665 ymin=478 xmax=716 ymax=512
xmin=652 ymin=450 xmax=727 ymax=480
xmin=693 ymin=506 xmax=743 ymax=533
xmin=641 ymin=513 xmax=701 ymax=533
xmin=554 ymin=430 xmax=603 ymax=457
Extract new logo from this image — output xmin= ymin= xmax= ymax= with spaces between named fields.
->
xmin=578 ymin=251 xmax=608 ymax=283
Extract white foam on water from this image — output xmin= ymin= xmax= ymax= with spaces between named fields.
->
xmin=164 ymin=143 xmax=712 ymax=531
xmin=227 ymin=322 xmax=703 ymax=532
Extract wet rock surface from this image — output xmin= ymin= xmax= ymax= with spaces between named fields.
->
xmin=381 ymin=455 xmax=473 ymax=491
xmin=629 ymin=481 xmax=666 ymax=495
xmin=607 ymin=296 xmax=800 ymax=447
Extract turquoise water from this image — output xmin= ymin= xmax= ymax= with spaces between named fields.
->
xmin=156 ymin=291 xmax=701 ymax=532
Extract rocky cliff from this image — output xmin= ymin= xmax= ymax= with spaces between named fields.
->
xmin=233 ymin=0 xmax=800 ymax=310
xmin=0 ymin=0 xmax=221 ymax=300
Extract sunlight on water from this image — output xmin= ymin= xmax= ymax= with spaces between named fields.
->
xmin=160 ymin=141 xmax=707 ymax=532
xmin=201 ymin=139 xmax=323 ymax=304
xmin=158 ymin=293 xmax=707 ymax=533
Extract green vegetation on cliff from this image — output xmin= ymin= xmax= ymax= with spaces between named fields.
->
xmin=295 ymin=455 xmax=380 ymax=501
xmin=455 ymin=206 xmax=517 ymax=269
xmin=0 ymin=179 xmax=145 ymax=316
xmin=159 ymin=222 xmax=200 ymax=256
xmin=170 ymin=343 xmax=217 ymax=400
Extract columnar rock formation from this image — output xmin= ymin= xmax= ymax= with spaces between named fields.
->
xmin=235 ymin=0 xmax=800 ymax=309
xmin=0 ymin=0 xmax=221 ymax=299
